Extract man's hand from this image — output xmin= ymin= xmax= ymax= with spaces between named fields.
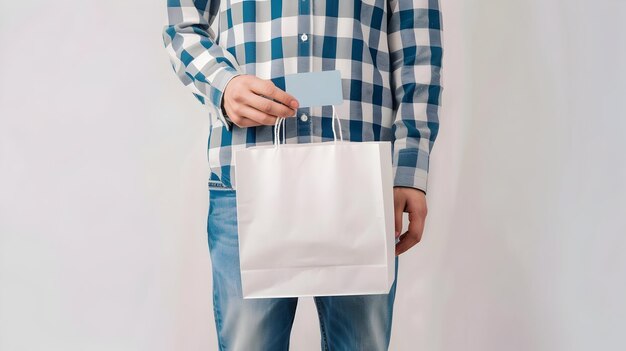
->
xmin=222 ymin=75 xmax=299 ymax=127
xmin=394 ymin=187 xmax=428 ymax=256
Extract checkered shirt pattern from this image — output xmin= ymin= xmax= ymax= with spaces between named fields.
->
xmin=162 ymin=0 xmax=443 ymax=192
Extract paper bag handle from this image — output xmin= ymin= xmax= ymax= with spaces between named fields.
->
xmin=273 ymin=105 xmax=343 ymax=148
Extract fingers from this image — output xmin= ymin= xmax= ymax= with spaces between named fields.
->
xmin=223 ymin=75 xmax=299 ymax=128
xmin=233 ymin=117 xmax=263 ymax=128
xmin=394 ymin=188 xmax=428 ymax=256
xmin=395 ymin=228 xmax=423 ymax=256
xmin=246 ymin=92 xmax=297 ymax=118
xmin=234 ymin=105 xmax=280 ymax=126
xmin=394 ymin=233 xmax=412 ymax=256
xmin=250 ymin=79 xmax=299 ymax=110
xmin=395 ymin=210 xmax=425 ymax=256
xmin=394 ymin=196 xmax=404 ymax=239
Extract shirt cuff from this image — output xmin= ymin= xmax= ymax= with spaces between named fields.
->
xmin=210 ymin=66 xmax=241 ymax=131
xmin=392 ymin=149 xmax=430 ymax=194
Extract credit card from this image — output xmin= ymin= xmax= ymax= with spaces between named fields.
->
xmin=284 ymin=70 xmax=344 ymax=107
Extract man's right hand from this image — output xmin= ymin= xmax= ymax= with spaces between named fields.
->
xmin=222 ymin=75 xmax=299 ymax=127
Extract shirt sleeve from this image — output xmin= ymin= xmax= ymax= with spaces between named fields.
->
xmin=387 ymin=0 xmax=444 ymax=193
xmin=162 ymin=0 xmax=243 ymax=131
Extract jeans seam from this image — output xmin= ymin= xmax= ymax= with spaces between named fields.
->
xmin=209 ymin=203 xmax=225 ymax=351
xmin=211 ymin=270 xmax=224 ymax=349
xmin=212 ymin=283 xmax=225 ymax=351
xmin=314 ymin=298 xmax=330 ymax=351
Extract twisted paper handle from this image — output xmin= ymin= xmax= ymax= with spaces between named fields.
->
xmin=273 ymin=105 xmax=343 ymax=148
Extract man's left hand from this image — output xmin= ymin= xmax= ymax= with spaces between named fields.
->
xmin=394 ymin=187 xmax=428 ymax=256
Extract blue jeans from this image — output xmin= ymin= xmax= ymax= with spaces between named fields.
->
xmin=207 ymin=179 xmax=399 ymax=351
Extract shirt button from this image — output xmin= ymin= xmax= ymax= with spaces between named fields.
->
xmin=300 ymin=113 xmax=309 ymax=122
xmin=300 ymin=33 xmax=308 ymax=42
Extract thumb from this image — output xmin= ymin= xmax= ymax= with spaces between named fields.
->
xmin=394 ymin=198 xmax=404 ymax=238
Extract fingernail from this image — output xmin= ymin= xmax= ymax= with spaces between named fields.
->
xmin=395 ymin=231 xmax=400 ymax=238
xmin=290 ymin=100 xmax=298 ymax=109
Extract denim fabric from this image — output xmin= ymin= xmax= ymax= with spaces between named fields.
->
xmin=207 ymin=180 xmax=399 ymax=351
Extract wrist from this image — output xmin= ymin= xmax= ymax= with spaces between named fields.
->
xmin=220 ymin=97 xmax=229 ymax=120
xmin=393 ymin=186 xmax=426 ymax=196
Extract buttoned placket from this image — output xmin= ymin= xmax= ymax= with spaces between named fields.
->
xmin=296 ymin=0 xmax=312 ymax=143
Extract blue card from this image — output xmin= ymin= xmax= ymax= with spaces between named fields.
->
xmin=284 ymin=70 xmax=344 ymax=107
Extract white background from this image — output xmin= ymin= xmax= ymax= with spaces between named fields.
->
xmin=1 ymin=1 xmax=625 ymax=350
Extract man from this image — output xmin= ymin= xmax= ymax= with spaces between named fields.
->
xmin=162 ymin=0 xmax=442 ymax=349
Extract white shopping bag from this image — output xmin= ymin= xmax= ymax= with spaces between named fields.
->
xmin=233 ymin=106 xmax=395 ymax=298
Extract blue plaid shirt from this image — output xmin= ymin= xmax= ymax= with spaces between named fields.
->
xmin=162 ymin=0 xmax=443 ymax=192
